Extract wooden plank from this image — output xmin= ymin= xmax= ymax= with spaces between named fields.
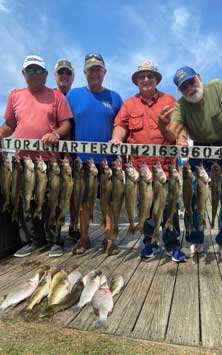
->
xmin=102 ymin=251 xmax=163 ymax=337
xmin=165 ymin=235 xmax=199 ymax=347
xmin=67 ymin=234 xmax=141 ymax=330
xmin=199 ymin=227 xmax=222 ymax=349
xmin=130 ymin=248 xmax=177 ymax=341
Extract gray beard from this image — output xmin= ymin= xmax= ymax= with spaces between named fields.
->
xmin=184 ymin=82 xmax=204 ymax=103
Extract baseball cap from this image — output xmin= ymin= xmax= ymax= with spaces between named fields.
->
xmin=23 ymin=55 xmax=46 ymax=69
xmin=173 ymin=66 xmax=197 ymax=89
xmin=54 ymin=59 xmax=74 ymax=73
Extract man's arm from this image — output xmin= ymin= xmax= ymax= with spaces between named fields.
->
xmin=42 ymin=119 xmax=72 ymax=144
xmin=0 ymin=122 xmax=15 ymax=138
xmin=110 ymin=125 xmax=127 ymax=144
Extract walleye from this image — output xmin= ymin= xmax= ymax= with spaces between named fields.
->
xmin=70 ymin=157 xmax=84 ymax=232
xmin=48 ymin=159 xmax=60 ymax=226
xmin=135 ymin=162 xmax=153 ymax=235
xmin=165 ymin=165 xmax=181 ymax=231
xmin=41 ymin=270 xmax=83 ymax=318
xmin=100 ymin=160 xmax=112 ymax=226
xmin=57 ymin=157 xmax=73 ymax=227
xmin=0 ymin=153 xmax=12 ymax=213
xmin=183 ymin=163 xmax=194 ymax=232
xmin=211 ymin=162 xmax=221 ymax=229
xmin=33 ymin=157 xmax=48 ymax=220
xmin=23 ymin=156 xmax=35 ymax=220
xmin=26 ymin=267 xmax=58 ymax=311
xmin=111 ymin=158 xmax=125 ymax=238
xmin=84 ymin=159 xmax=98 ymax=221
xmin=151 ymin=162 xmax=167 ymax=243
xmin=109 ymin=274 xmax=125 ymax=298
xmin=11 ymin=156 xmax=23 ymax=222
xmin=125 ymin=161 xmax=139 ymax=235
xmin=73 ymin=270 xmax=101 ymax=313
xmin=92 ymin=275 xmax=113 ymax=329
xmin=0 ymin=266 xmax=48 ymax=312
xmin=196 ymin=165 xmax=209 ymax=229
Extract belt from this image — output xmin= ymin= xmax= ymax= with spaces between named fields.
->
xmin=193 ymin=141 xmax=222 ymax=147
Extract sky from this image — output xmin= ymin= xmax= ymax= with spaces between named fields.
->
xmin=0 ymin=0 xmax=222 ymax=124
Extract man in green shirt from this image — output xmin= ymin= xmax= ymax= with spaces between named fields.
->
xmin=158 ymin=66 xmax=222 ymax=258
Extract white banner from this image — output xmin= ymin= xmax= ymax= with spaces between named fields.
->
xmin=1 ymin=138 xmax=222 ymax=160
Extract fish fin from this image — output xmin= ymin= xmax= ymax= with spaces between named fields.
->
xmin=96 ymin=319 xmax=108 ymax=329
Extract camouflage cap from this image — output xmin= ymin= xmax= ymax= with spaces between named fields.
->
xmin=54 ymin=59 xmax=74 ymax=73
xmin=132 ymin=61 xmax=162 ymax=85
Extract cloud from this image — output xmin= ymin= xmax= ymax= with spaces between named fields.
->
xmin=0 ymin=0 xmax=9 ymax=12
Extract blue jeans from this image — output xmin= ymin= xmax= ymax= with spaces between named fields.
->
xmin=186 ymin=158 xmax=222 ymax=245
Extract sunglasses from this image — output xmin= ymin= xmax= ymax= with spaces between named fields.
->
xmin=25 ymin=67 xmax=46 ymax=75
xmin=137 ymin=73 xmax=155 ymax=80
xmin=85 ymin=53 xmax=104 ymax=63
xmin=179 ymin=77 xmax=196 ymax=91
xmin=57 ymin=69 xmax=72 ymax=76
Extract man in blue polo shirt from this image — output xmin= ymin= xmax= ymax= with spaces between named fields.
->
xmin=67 ymin=53 xmax=122 ymax=254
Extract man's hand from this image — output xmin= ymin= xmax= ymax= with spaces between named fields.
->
xmin=176 ymin=136 xmax=188 ymax=146
xmin=41 ymin=131 xmax=60 ymax=144
xmin=158 ymin=105 xmax=174 ymax=133
xmin=109 ymin=138 xmax=122 ymax=145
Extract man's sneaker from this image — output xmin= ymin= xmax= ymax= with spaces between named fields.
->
xmin=152 ymin=242 xmax=161 ymax=254
xmin=140 ymin=244 xmax=154 ymax=259
xmin=166 ymin=248 xmax=187 ymax=262
xmin=14 ymin=243 xmax=38 ymax=257
xmin=49 ymin=244 xmax=64 ymax=258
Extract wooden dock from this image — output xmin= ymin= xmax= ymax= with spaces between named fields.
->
xmin=0 ymin=209 xmax=222 ymax=352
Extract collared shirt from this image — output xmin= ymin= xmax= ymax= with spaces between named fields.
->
xmin=171 ymin=80 xmax=222 ymax=144
xmin=4 ymin=87 xmax=72 ymax=160
xmin=114 ymin=91 xmax=176 ymax=173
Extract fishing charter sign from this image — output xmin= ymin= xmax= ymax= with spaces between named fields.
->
xmin=1 ymin=137 xmax=222 ymax=159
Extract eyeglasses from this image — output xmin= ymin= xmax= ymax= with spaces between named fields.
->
xmin=85 ymin=53 xmax=104 ymax=63
xmin=137 ymin=73 xmax=155 ymax=80
xmin=179 ymin=77 xmax=196 ymax=91
xmin=25 ymin=67 xmax=46 ymax=75
xmin=57 ymin=69 xmax=72 ymax=76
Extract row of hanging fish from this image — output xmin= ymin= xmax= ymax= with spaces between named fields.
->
xmin=0 ymin=154 xmax=216 ymax=242
xmin=0 ymin=265 xmax=124 ymax=329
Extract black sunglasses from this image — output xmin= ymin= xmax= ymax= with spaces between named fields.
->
xmin=85 ymin=53 xmax=104 ymax=63
xmin=25 ymin=67 xmax=46 ymax=75
xmin=137 ymin=73 xmax=155 ymax=80
xmin=57 ymin=69 xmax=72 ymax=76
xmin=179 ymin=77 xmax=196 ymax=91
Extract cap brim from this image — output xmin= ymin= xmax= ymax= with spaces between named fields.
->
xmin=84 ymin=62 xmax=105 ymax=70
xmin=55 ymin=65 xmax=73 ymax=73
xmin=177 ymin=74 xmax=196 ymax=89
xmin=132 ymin=70 xmax=162 ymax=85
xmin=23 ymin=61 xmax=46 ymax=70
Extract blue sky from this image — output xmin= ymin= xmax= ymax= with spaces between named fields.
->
xmin=0 ymin=0 xmax=222 ymax=124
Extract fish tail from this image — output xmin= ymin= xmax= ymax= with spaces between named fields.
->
xmin=96 ymin=318 xmax=108 ymax=329
xmin=127 ymin=225 xmax=135 ymax=236
xmin=72 ymin=304 xmax=82 ymax=313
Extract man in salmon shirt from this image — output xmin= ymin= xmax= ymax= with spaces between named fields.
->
xmin=111 ymin=61 xmax=187 ymax=262
xmin=0 ymin=55 xmax=72 ymax=258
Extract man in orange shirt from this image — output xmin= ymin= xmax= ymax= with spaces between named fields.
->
xmin=111 ymin=61 xmax=187 ymax=262
xmin=0 ymin=55 xmax=72 ymax=257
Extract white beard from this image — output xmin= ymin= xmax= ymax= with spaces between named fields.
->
xmin=183 ymin=82 xmax=204 ymax=103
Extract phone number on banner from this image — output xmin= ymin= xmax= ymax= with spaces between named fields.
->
xmin=1 ymin=138 xmax=222 ymax=159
